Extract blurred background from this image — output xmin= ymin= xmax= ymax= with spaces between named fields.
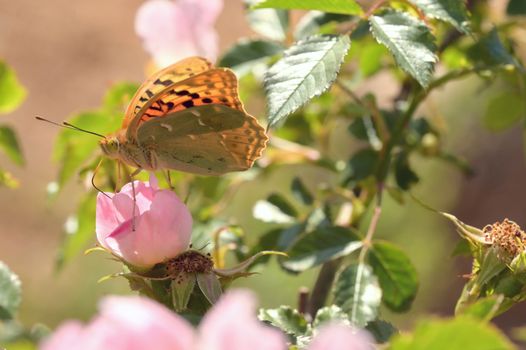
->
xmin=0 ymin=0 xmax=524 ymax=337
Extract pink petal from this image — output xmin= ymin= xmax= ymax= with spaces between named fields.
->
xmin=95 ymin=193 xmax=120 ymax=247
xmin=134 ymin=0 xmax=221 ymax=67
xmin=198 ymin=290 xmax=287 ymax=350
xmin=39 ymin=296 xmax=195 ymax=350
xmin=148 ymin=172 xmax=159 ymax=191
xmin=105 ymin=190 xmax=192 ymax=268
xmin=112 ymin=192 xmax=138 ymax=222
xmin=104 ymin=218 xmax=137 ymax=261
xmin=178 ymin=0 xmax=223 ymax=25
xmin=118 ymin=180 xmax=156 ymax=214
xmin=308 ymin=324 xmax=374 ymax=350
xmin=40 ymin=321 xmax=85 ymax=350
xmin=96 ymin=296 xmax=195 ymax=350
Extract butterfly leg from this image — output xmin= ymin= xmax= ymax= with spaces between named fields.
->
xmin=164 ymin=170 xmax=174 ymax=190
xmin=115 ymin=161 xmax=122 ymax=192
xmin=91 ymin=157 xmax=110 ymax=199
xmin=128 ymin=168 xmax=142 ymax=232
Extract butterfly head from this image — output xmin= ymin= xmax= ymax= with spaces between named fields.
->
xmin=99 ymin=136 xmax=121 ymax=158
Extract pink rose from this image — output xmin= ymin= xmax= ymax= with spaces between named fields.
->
xmin=40 ymin=296 xmax=195 ymax=350
xmin=40 ymin=291 xmax=373 ymax=350
xmin=96 ymin=175 xmax=192 ymax=269
xmin=135 ymin=0 xmax=223 ymax=68
xmin=197 ymin=290 xmax=287 ymax=350
xmin=308 ymin=323 xmax=374 ymax=350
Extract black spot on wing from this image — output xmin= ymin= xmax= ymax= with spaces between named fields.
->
xmin=154 ymin=78 xmax=173 ymax=87
xmin=182 ymin=100 xmax=194 ymax=108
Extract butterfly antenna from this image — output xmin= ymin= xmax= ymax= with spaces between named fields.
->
xmin=63 ymin=121 xmax=107 ymax=139
xmin=92 ymin=158 xmax=111 ymax=199
xmin=35 ymin=116 xmax=106 ymax=139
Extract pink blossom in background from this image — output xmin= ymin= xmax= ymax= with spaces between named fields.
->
xmin=40 ymin=296 xmax=195 ymax=350
xmin=40 ymin=291 xmax=285 ymax=350
xmin=308 ymin=323 xmax=374 ymax=350
xmin=197 ymin=290 xmax=287 ymax=350
xmin=135 ymin=0 xmax=223 ymax=68
xmin=96 ymin=175 xmax=192 ymax=269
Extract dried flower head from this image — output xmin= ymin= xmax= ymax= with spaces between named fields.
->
xmin=483 ymin=218 xmax=526 ymax=261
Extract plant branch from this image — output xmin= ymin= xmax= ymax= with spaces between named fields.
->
xmin=308 ymin=258 xmax=343 ymax=316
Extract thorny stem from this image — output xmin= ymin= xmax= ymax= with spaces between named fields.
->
xmin=358 ymin=187 xmax=384 ymax=264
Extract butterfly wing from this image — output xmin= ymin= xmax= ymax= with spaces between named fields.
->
xmin=123 ymin=56 xmax=213 ymax=129
xmin=127 ymin=68 xmax=245 ymax=138
xmin=135 ymin=104 xmax=268 ymax=175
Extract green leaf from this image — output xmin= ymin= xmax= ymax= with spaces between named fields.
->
xmin=103 ymin=82 xmax=140 ymax=111
xmin=294 ymin=11 xmax=353 ymax=39
xmin=507 ymin=0 xmax=526 ymax=15
xmin=246 ymin=1 xmax=289 ymax=41
xmin=333 ymin=263 xmax=382 ymax=327
xmin=483 ymin=93 xmax=525 ymax=131
xmin=313 ymin=305 xmax=350 ymax=328
xmin=468 ymin=28 xmax=519 ymax=68
xmin=460 ymin=295 xmax=503 ymax=321
xmin=0 ymin=261 xmax=22 ymax=320
xmin=369 ymin=11 xmax=437 ymax=88
xmin=219 ymin=39 xmax=284 ymax=77
xmin=0 ymin=61 xmax=26 ymax=114
xmin=368 ymin=241 xmax=418 ymax=312
xmin=253 ymin=193 xmax=299 ymax=224
xmin=282 ymin=226 xmax=362 ymax=272
xmin=291 ymin=177 xmax=314 ymax=205
xmin=0 ymin=169 xmax=19 ymax=189
xmin=412 ymin=0 xmax=471 ymax=34
xmin=366 ymin=319 xmax=398 ymax=343
xmin=268 ymin=193 xmax=299 ymax=217
xmin=264 ymin=35 xmax=351 ymax=127
xmin=345 ymin=148 xmax=379 ymax=183
xmin=390 ymin=317 xmax=515 ymax=350
xmin=214 ymin=251 xmax=286 ymax=277
xmin=0 ymin=126 xmax=24 ymax=166
xmin=359 ymin=43 xmax=388 ymax=77
xmin=53 ymin=110 xmax=120 ymax=186
xmin=196 ymin=272 xmax=222 ymax=305
xmin=56 ymin=192 xmax=96 ymax=269
xmin=171 ymin=274 xmax=196 ymax=312
xmin=394 ymin=152 xmax=419 ymax=190
xmin=278 ymin=223 xmax=307 ymax=249
xmin=253 ymin=0 xmax=363 ymax=15
xmin=258 ymin=306 xmax=308 ymax=336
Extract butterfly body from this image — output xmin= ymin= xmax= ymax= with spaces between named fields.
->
xmin=99 ymin=57 xmax=268 ymax=175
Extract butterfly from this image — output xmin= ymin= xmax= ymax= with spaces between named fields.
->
xmin=99 ymin=57 xmax=268 ymax=176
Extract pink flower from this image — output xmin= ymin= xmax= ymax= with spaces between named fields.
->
xmin=96 ymin=175 xmax=192 ymax=269
xmin=197 ymin=290 xmax=287 ymax=350
xmin=135 ymin=0 xmax=223 ymax=68
xmin=40 ymin=296 xmax=195 ymax=350
xmin=40 ymin=291 xmax=372 ymax=350
xmin=308 ymin=323 xmax=374 ymax=350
